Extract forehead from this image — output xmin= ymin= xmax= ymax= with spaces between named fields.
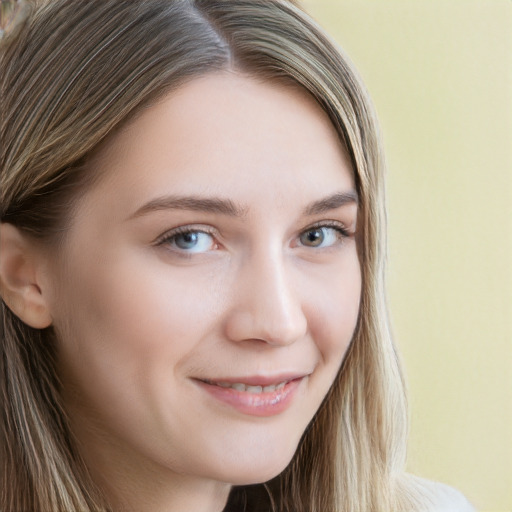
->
xmin=84 ymin=71 xmax=354 ymax=216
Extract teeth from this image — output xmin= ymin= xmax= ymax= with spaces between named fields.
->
xmin=211 ymin=380 xmax=288 ymax=393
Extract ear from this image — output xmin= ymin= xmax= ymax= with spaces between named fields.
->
xmin=0 ymin=222 xmax=53 ymax=329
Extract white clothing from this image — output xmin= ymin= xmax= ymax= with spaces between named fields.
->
xmin=416 ymin=477 xmax=476 ymax=512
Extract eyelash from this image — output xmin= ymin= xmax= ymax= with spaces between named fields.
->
xmin=155 ymin=225 xmax=218 ymax=253
xmin=296 ymin=221 xmax=352 ymax=250
xmin=155 ymin=221 xmax=352 ymax=255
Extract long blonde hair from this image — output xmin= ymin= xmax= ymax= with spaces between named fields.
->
xmin=1 ymin=1 xmax=427 ymax=510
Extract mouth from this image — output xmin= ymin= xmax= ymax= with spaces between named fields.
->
xmin=193 ymin=374 xmax=308 ymax=417
xmin=202 ymin=378 xmax=289 ymax=394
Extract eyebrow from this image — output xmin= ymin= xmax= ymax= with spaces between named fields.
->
xmin=303 ymin=191 xmax=358 ymax=215
xmin=129 ymin=191 xmax=358 ymax=219
xmin=130 ymin=195 xmax=248 ymax=219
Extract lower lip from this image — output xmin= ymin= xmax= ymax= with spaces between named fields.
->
xmin=195 ymin=378 xmax=304 ymax=417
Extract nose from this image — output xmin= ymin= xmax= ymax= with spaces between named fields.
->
xmin=224 ymin=250 xmax=308 ymax=347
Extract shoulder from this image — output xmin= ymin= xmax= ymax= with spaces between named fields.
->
xmin=410 ymin=475 xmax=476 ymax=512
xmin=426 ymin=481 xmax=475 ymax=511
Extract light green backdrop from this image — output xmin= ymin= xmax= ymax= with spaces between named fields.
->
xmin=302 ymin=1 xmax=512 ymax=511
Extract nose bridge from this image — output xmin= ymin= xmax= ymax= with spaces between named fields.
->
xmin=225 ymin=244 xmax=307 ymax=346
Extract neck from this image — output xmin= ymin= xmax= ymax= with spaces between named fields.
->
xmin=104 ymin=472 xmax=230 ymax=512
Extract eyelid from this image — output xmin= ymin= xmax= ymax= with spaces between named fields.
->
xmin=301 ymin=220 xmax=352 ymax=236
xmin=153 ymin=224 xmax=218 ymax=246
xmin=292 ymin=220 xmax=354 ymax=251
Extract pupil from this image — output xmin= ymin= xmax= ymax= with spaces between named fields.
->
xmin=177 ymin=232 xmax=198 ymax=248
xmin=304 ymin=229 xmax=323 ymax=246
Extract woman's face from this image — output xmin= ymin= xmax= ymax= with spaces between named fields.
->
xmin=46 ymin=73 xmax=361 ymax=491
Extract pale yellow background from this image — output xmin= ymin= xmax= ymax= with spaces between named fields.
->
xmin=302 ymin=1 xmax=512 ymax=511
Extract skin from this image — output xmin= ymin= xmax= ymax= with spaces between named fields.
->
xmin=37 ymin=72 xmax=361 ymax=511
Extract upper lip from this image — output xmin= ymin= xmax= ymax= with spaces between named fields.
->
xmin=195 ymin=372 xmax=311 ymax=387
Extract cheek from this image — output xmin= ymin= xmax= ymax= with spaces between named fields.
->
xmin=51 ymin=252 xmax=218 ymax=420
xmin=50 ymin=254 xmax=232 ymax=476
xmin=57 ymin=249 xmax=213 ymax=347
xmin=307 ymin=255 xmax=362 ymax=366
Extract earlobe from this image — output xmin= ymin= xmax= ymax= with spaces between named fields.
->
xmin=0 ymin=222 xmax=53 ymax=329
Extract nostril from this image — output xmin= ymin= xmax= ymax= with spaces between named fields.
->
xmin=224 ymin=302 xmax=307 ymax=347
xmin=264 ymin=312 xmax=307 ymax=347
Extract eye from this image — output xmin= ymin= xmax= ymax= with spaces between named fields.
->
xmin=298 ymin=225 xmax=349 ymax=248
xmin=157 ymin=228 xmax=216 ymax=254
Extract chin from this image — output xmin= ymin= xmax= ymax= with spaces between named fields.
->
xmin=226 ymin=467 xmax=287 ymax=487
xmin=215 ymin=448 xmax=297 ymax=486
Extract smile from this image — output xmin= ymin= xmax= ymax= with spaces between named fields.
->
xmin=203 ymin=379 xmax=288 ymax=393
xmin=194 ymin=375 xmax=308 ymax=417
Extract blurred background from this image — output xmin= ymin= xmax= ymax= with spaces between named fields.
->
xmin=302 ymin=1 xmax=512 ymax=511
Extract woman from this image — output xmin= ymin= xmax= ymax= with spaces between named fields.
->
xmin=0 ymin=1 xmax=474 ymax=511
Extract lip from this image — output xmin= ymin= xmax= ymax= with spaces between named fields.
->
xmin=193 ymin=373 xmax=308 ymax=417
xmin=200 ymin=372 xmax=308 ymax=387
